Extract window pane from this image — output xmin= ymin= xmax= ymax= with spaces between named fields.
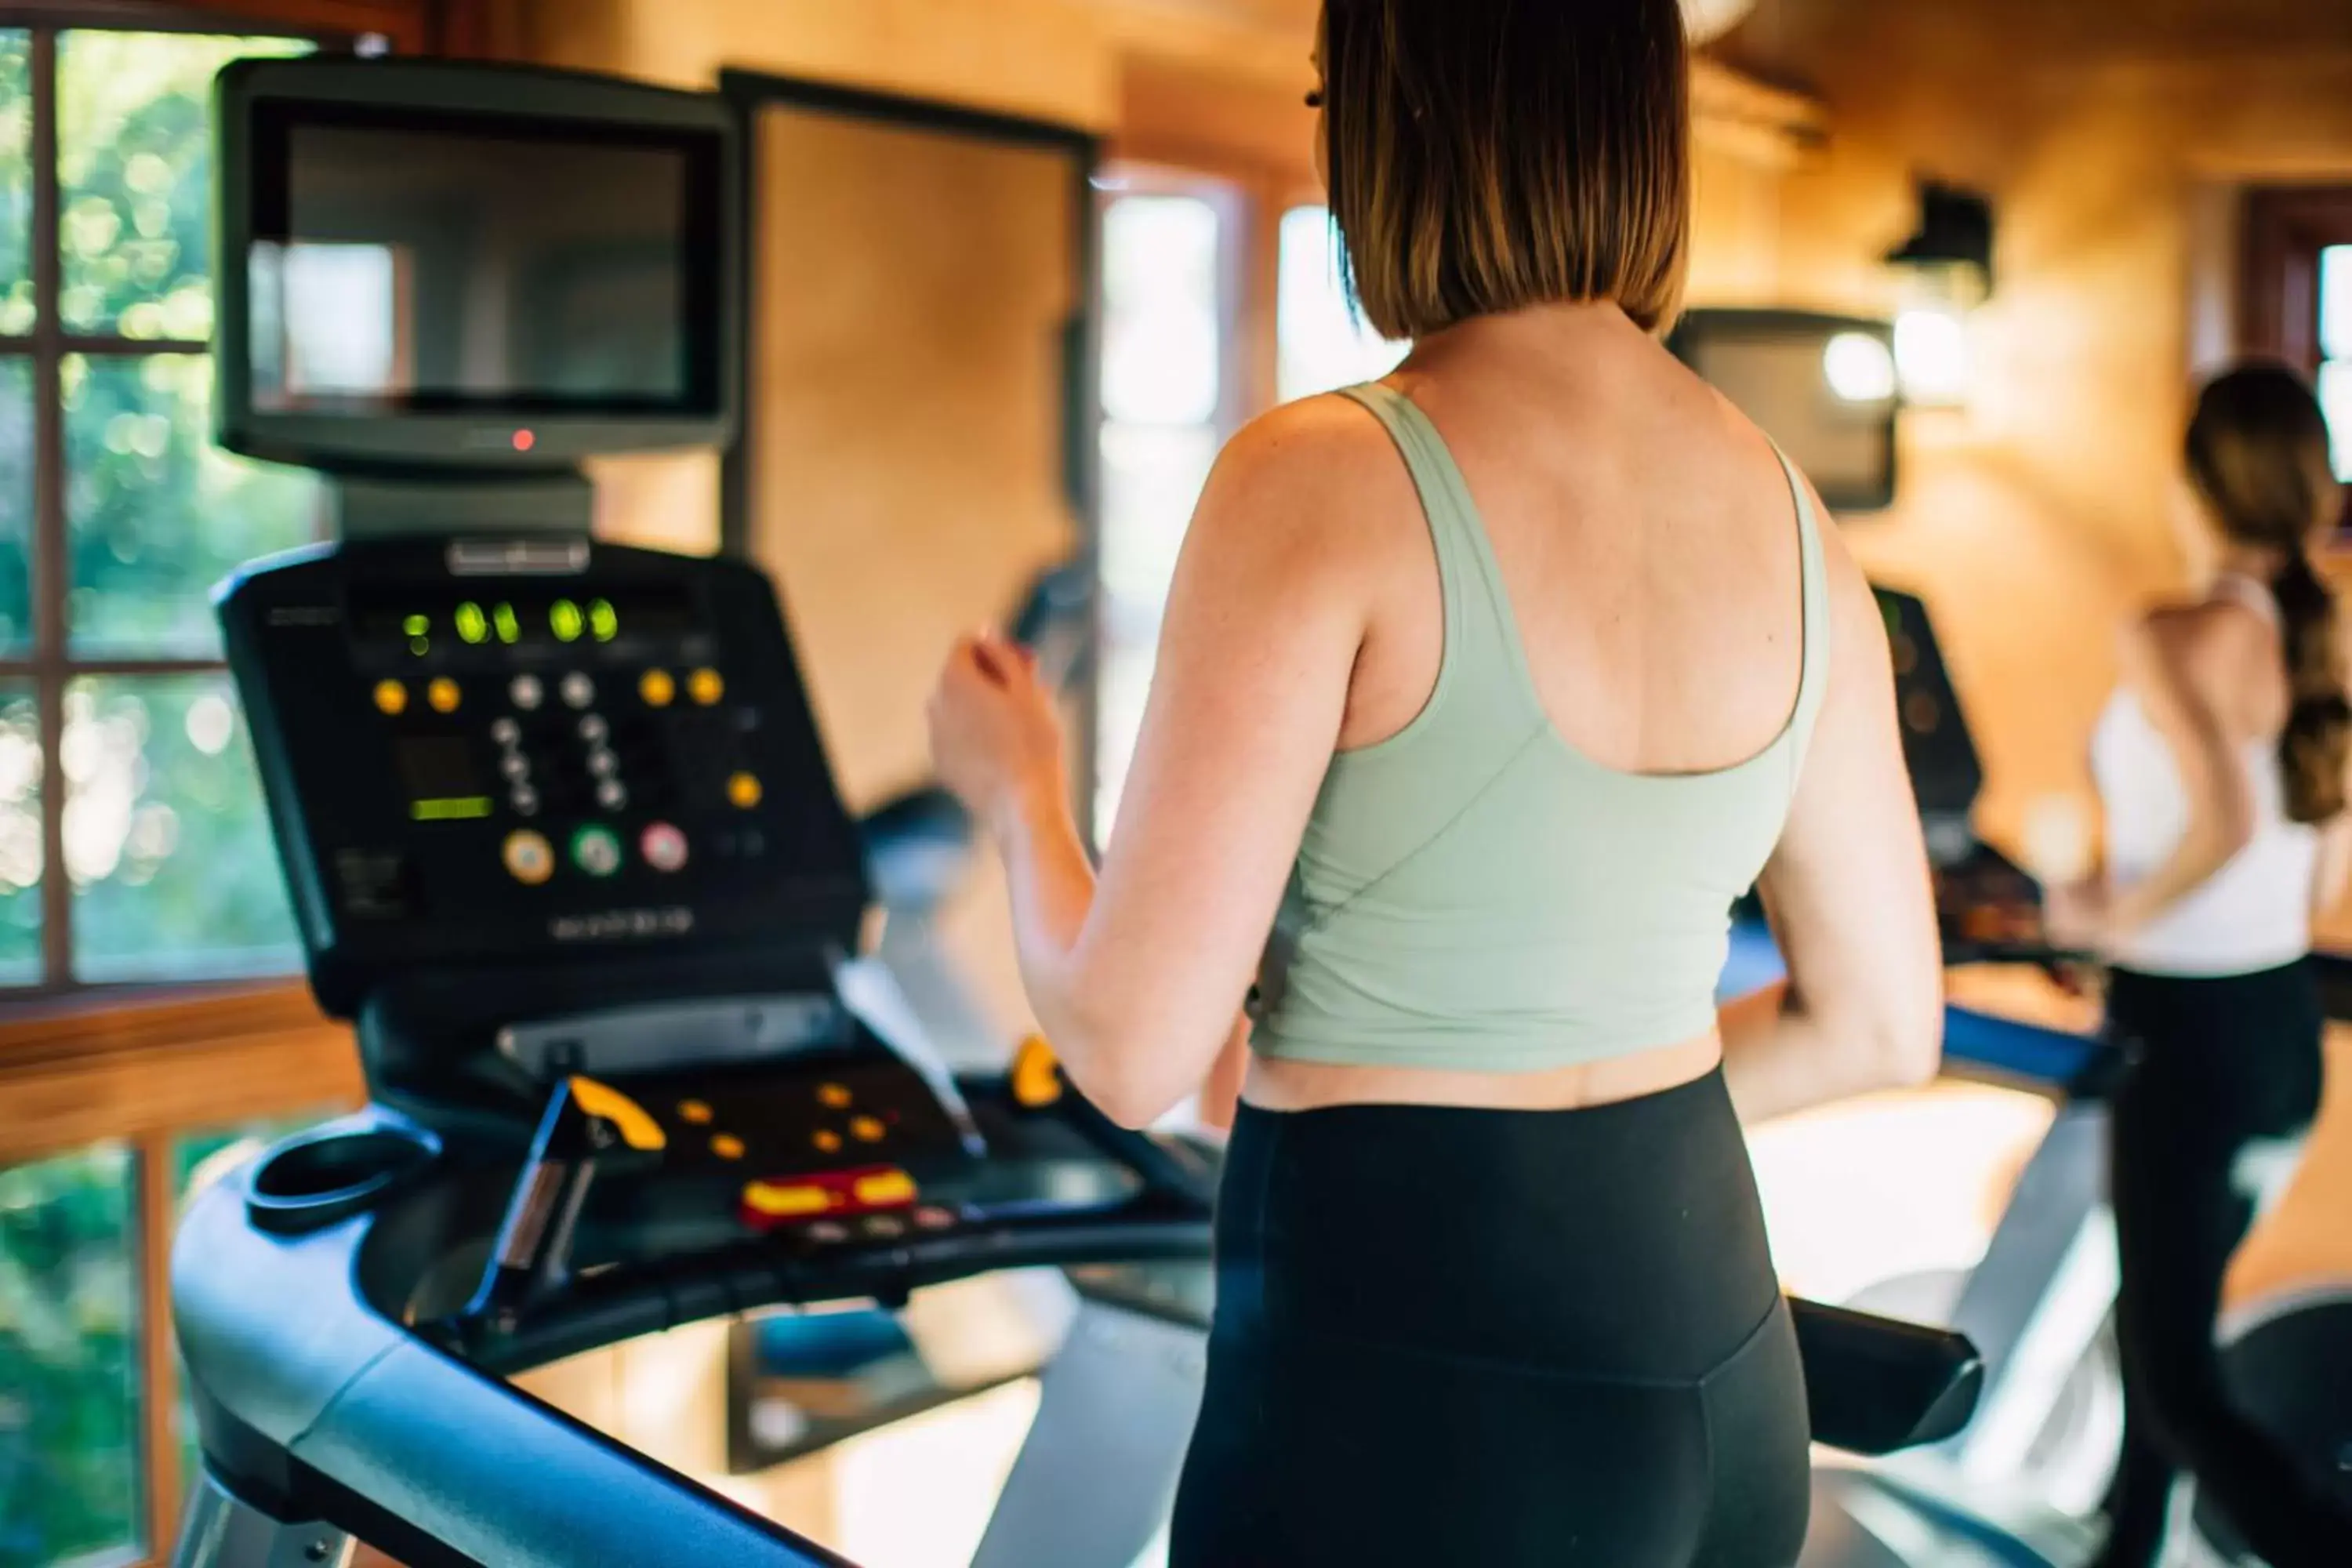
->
xmin=0 ymin=1143 xmax=143 ymax=1568
xmin=2321 ymin=360 xmax=2352 ymax=484
xmin=170 ymin=1115 xmax=332 ymax=1499
xmin=66 ymin=354 xmax=321 ymax=658
xmin=1101 ymin=195 xmax=1222 ymax=426
xmin=58 ymin=32 xmax=312 ymax=339
xmin=0 ymin=681 xmax=38 ymax=986
xmin=1277 ymin=206 xmax=1406 ymax=404
xmin=68 ymin=673 xmax=297 ymax=982
xmin=0 ymin=358 xmax=30 ymax=652
xmin=1094 ymin=424 xmax=1218 ymax=837
xmin=0 ymin=33 xmax=31 ymax=335
xmin=2322 ymin=245 xmax=2352 ymax=366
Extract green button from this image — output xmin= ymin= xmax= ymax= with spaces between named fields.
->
xmin=571 ymin=825 xmax=622 ymax=878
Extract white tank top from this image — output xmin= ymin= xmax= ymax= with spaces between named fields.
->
xmin=2088 ymin=575 xmax=2318 ymax=977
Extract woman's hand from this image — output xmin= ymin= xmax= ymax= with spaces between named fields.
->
xmin=927 ymin=631 xmax=1068 ymax=835
xmin=2042 ymin=877 xmax=2113 ymax=953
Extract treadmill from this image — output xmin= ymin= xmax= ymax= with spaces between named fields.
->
xmin=175 ymin=56 xmax=2003 ymax=1568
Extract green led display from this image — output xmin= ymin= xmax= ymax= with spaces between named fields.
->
xmin=589 ymin=598 xmax=619 ymax=643
xmin=455 ymin=601 xmax=489 ymax=644
xmin=493 ymin=602 xmax=521 ymax=644
xmin=550 ymin=599 xmax=584 ymax=644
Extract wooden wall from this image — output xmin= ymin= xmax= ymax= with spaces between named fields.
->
xmin=1719 ymin=6 xmax=2352 ymax=869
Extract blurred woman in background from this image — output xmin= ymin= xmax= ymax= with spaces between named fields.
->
xmin=2054 ymin=362 xmax=2352 ymax=1566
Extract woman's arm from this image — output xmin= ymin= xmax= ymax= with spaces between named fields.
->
xmin=1721 ymin=510 xmax=1944 ymax=1124
xmin=928 ymin=401 xmax=1377 ymax=1127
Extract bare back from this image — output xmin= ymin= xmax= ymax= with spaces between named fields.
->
xmin=1334 ymin=307 xmax=1808 ymax=777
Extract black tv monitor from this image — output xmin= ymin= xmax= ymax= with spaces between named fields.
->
xmin=215 ymin=58 xmax=739 ymax=473
xmin=1668 ymin=309 xmax=1900 ymax=514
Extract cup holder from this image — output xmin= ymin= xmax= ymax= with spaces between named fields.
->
xmin=248 ymin=1126 xmax=437 ymax=1236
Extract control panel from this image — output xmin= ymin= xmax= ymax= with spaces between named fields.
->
xmin=223 ymin=537 xmax=868 ymax=1014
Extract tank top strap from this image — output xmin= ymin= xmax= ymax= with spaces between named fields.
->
xmin=2213 ymin=571 xmax=2282 ymax=626
xmin=1776 ymin=441 xmax=1832 ymax=767
xmin=1335 ymin=381 xmax=1545 ymax=724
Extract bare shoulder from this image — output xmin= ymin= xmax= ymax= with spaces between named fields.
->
xmin=2130 ymin=597 xmax=2271 ymax=683
xmin=1183 ymin=391 xmax=1419 ymax=580
xmin=1778 ymin=463 xmax=1887 ymax=682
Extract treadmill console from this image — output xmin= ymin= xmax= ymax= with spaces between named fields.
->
xmin=1878 ymin=586 xmax=2068 ymax=964
xmin=223 ymin=536 xmax=868 ymax=1014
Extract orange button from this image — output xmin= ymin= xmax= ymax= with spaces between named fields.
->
xmin=689 ymin=667 xmax=725 ymax=706
xmin=813 ymin=1129 xmax=844 ymax=1154
xmin=743 ymin=1181 xmax=832 ymax=1218
xmin=677 ymin=1100 xmax=713 ymax=1125
xmin=502 ymin=830 xmax=555 ymax=887
xmin=817 ymin=1083 xmax=852 ymax=1110
xmin=850 ymin=1115 xmax=886 ymax=1144
xmin=711 ymin=1134 xmax=746 ymax=1160
xmin=1011 ymin=1036 xmax=1064 ymax=1109
xmin=853 ymin=1169 xmax=917 ymax=1207
xmin=372 ymin=680 xmax=408 ymax=717
xmin=427 ymin=677 xmax=462 ymax=714
xmin=727 ymin=772 xmax=763 ymax=810
xmin=639 ymin=669 xmax=676 ymax=708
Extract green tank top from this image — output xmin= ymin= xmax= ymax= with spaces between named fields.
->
xmin=1250 ymin=381 xmax=1831 ymax=1071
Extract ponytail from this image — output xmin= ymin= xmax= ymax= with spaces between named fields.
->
xmin=2185 ymin=363 xmax=2347 ymax=825
xmin=2273 ymin=550 xmax=2350 ymax=824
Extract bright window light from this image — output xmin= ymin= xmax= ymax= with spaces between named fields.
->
xmin=1823 ymin=331 xmax=1897 ymax=404
xmin=1893 ymin=305 xmax=1971 ymax=406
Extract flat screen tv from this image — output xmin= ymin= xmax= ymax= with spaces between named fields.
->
xmin=216 ymin=58 xmax=739 ymax=473
xmin=1668 ymin=308 xmax=1899 ymax=514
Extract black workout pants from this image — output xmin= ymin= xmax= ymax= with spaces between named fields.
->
xmin=2096 ymin=962 xmax=2352 ymax=1568
xmin=1170 ymin=1070 xmax=1812 ymax=1568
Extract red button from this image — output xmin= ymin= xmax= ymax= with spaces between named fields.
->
xmin=641 ymin=822 xmax=688 ymax=873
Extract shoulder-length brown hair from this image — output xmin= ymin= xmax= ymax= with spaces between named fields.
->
xmin=1322 ymin=0 xmax=1692 ymax=342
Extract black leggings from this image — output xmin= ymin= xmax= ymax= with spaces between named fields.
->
xmin=2097 ymin=962 xmax=2352 ymax=1568
xmin=1171 ymin=1069 xmax=1811 ymax=1568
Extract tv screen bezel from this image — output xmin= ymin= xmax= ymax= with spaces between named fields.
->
xmin=215 ymin=57 xmax=742 ymax=474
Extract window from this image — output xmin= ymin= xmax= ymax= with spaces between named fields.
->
xmin=1092 ymin=189 xmax=1414 ymax=837
xmin=0 ymin=24 xmax=322 ymax=993
xmin=1276 ymin=205 xmax=1406 ymax=405
xmin=1094 ymin=181 xmax=1236 ymax=837
xmin=2321 ymin=245 xmax=2351 ymax=481
xmin=0 ymin=1142 xmax=142 ymax=1568
xmin=2241 ymin=188 xmax=2352 ymax=508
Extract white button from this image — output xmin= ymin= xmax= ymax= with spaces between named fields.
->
xmin=510 ymin=785 xmax=539 ymax=817
xmin=509 ymin=675 xmax=544 ymax=711
xmin=491 ymin=717 xmax=521 ymax=746
xmin=561 ymin=673 xmax=595 ymax=710
xmin=586 ymin=748 xmax=619 ymax=778
xmin=578 ymin=714 xmax=608 ymax=743
xmin=597 ymin=779 xmax=628 ymax=811
xmin=499 ymin=753 xmax=530 ymax=781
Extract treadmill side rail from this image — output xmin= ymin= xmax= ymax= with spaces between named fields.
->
xmin=174 ymin=1163 xmax=854 ymax=1568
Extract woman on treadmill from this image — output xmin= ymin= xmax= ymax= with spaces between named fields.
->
xmin=2050 ymin=363 xmax=2352 ymax=1568
xmin=928 ymin=3 xmax=1940 ymax=1563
